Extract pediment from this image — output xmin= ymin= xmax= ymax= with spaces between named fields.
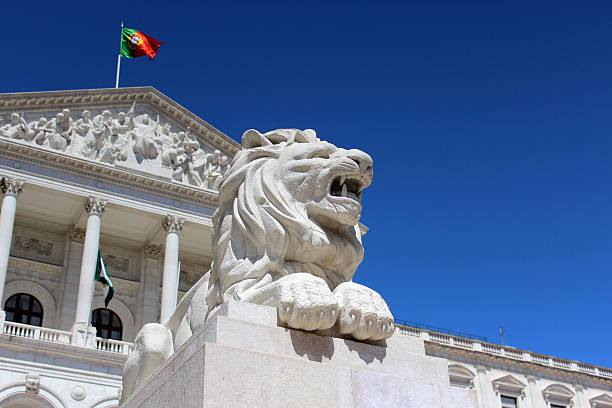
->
xmin=591 ymin=393 xmax=612 ymax=408
xmin=449 ymin=364 xmax=474 ymax=379
xmin=542 ymin=384 xmax=574 ymax=405
xmin=448 ymin=364 xmax=475 ymax=388
xmin=492 ymin=375 xmax=526 ymax=398
xmin=0 ymin=87 xmax=239 ymax=192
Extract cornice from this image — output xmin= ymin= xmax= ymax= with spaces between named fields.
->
xmin=0 ymin=138 xmax=219 ymax=209
xmin=425 ymin=341 xmax=612 ymax=386
xmin=0 ymin=87 xmax=240 ymax=156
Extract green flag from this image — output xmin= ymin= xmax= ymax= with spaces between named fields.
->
xmin=95 ymin=249 xmax=114 ymax=307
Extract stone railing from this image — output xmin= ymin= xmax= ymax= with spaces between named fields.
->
xmin=2 ymin=320 xmax=133 ymax=356
xmin=96 ymin=337 xmax=133 ymax=355
xmin=396 ymin=323 xmax=612 ymax=380
xmin=3 ymin=320 xmax=71 ymax=344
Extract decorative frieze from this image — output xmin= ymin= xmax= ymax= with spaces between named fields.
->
xmin=13 ymin=236 xmax=53 ymax=256
xmin=180 ymin=268 xmax=205 ymax=288
xmin=0 ymin=87 xmax=240 ymax=156
xmin=0 ymin=176 xmax=24 ymax=197
xmin=144 ymin=243 xmax=162 ymax=259
xmin=68 ymin=227 xmax=86 ymax=243
xmin=0 ymin=102 xmax=231 ymax=191
xmin=162 ymin=215 xmax=184 ymax=234
xmin=102 ymin=253 xmax=129 ymax=273
xmin=86 ymin=196 xmax=107 ymax=216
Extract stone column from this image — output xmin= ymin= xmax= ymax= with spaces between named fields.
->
xmin=58 ymin=227 xmax=86 ymax=331
xmin=160 ymin=215 xmax=184 ymax=324
xmin=0 ymin=177 xmax=23 ymax=328
xmin=136 ymin=243 xmax=163 ymax=329
xmin=71 ymin=196 xmax=107 ymax=347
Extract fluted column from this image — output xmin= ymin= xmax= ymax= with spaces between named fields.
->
xmin=72 ymin=197 xmax=107 ymax=346
xmin=160 ymin=215 xmax=184 ymax=324
xmin=0 ymin=177 xmax=24 ymax=312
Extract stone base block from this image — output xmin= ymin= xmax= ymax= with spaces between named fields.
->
xmin=122 ymin=301 xmax=478 ymax=408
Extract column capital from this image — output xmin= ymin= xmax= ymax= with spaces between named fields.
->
xmin=85 ymin=196 xmax=108 ymax=216
xmin=144 ymin=243 xmax=163 ymax=259
xmin=163 ymin=215 xmax=185 ymax=234
xmin=1 ymin=177 xmax=24 ymax=197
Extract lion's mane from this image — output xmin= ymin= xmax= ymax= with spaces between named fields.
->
xmin=204 ymin=129 xmax=365 ymax=313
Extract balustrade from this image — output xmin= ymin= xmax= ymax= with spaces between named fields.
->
xmin=395 ymin=321 xmax=612 ymax=380
xmin=2 ymin=320 xmax=131 ymax=355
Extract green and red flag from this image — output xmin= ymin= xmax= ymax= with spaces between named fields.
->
xmin=94 ymin=249 xmax=114 ymax=307
xmin=120 ymin=28 xmax=163 ymax=60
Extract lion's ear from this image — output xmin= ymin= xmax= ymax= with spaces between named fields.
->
xmin=242 ymin=129 xmax=272 ymax=149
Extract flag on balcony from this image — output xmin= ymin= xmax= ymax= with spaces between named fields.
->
xmin=95 ymin=249 xmax=114 ymax=306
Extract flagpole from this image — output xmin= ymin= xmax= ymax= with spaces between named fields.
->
xmin=115 ymin=22 xmax=124 ymax=88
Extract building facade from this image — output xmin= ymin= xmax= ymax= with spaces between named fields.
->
xmin=0 ymin=88 xmax=609 ymax=407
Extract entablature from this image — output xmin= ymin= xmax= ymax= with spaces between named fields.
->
xmin=0 ymin=87 xmax=240 ymax=201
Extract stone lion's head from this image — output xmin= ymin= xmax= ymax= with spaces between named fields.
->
xmin=206 ymin=129 xmax=374 ymax=309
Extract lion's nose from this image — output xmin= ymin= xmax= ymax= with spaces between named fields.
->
xmin=346 ymin=149 xmax=373 ymax=175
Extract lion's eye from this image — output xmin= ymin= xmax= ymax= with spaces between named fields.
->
xmin=309 ymin=152 xmax=329 ymax=159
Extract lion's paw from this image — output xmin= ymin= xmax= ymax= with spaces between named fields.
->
xmin=333 ymin=282 xmax=394 ymax=341
xmin=276 ymin=273 xmax=338 ymax=331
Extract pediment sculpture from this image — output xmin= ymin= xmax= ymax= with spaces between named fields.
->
xmin=0 ymin=106 xmax=230 ymax=191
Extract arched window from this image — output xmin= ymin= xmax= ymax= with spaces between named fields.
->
xmin=91 ymin=308 xmax=122 ymax=340
xmin=4 ymin=293 xmax=43 ymax=326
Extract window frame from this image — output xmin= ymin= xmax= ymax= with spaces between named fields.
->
xmin=91 ymin=308 xmax=123 ymax=341
xmin=4 ymin=293 xmax=44 ymax=327
xmin=501 ymin=395 xmax=518 ymax=408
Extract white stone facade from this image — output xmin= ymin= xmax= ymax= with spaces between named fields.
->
xmin=0 ymin=88 xmax=610 ymax=407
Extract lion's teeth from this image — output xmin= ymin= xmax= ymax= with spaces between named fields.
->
xmin=341 ymin=183 xmax=347 ymax=197
xmin=340 ymin=176 xmax=346 ymax=185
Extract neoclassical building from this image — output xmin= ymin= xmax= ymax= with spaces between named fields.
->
xmin=0 ymin=88 xmax=610 ymax=407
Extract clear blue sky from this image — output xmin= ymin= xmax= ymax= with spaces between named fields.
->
xmin=2 ymin=1 xmax=611 ymax=366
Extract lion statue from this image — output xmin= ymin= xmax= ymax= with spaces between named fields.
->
xmin=121 ymin=129 xmax=394 ymax=403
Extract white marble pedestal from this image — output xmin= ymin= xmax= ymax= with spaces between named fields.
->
xmin=121 ymin=301 xmax=478 ymax=408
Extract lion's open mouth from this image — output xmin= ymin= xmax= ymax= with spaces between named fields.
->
xmin=329 ymin=175 xmax=364 ymax=202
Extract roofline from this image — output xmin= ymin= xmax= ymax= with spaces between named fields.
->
xmin=0 ymin=86 xmax=241 ymax=155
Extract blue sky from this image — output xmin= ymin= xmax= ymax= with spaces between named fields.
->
xmin=2 ymin=1 xmax=611 ymax=366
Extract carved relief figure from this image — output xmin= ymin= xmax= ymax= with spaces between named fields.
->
xmin=70 ymin=110 xmax=97 ymax=158
xmin=0 ymin=113 xmax=31 ymax=140
xmin=172 ymin=131 xmax=203 ymax=185
xmin=42 ymin=112 xmax=71 ymax=151
xmin=0 ymin=106 xmax=231 ymax=190
xmin=31 ymin=117 xmax=51 ymax=145
xmin=131 ymin=114 xmax=159 ymax=162
xmin=121 ymin=129 xmax=394 ymax=402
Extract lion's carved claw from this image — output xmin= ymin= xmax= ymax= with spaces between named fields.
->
xmin=333 ymin=282 xmax=394 ymax=341
xmin=276 ymin=273 xmax=339 ymax=331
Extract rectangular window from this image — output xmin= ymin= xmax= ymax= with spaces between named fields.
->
xmin=501 ymin=396 xmax=517 ymax=408
xmin=551 ymin=405 xmax=566 ymax=408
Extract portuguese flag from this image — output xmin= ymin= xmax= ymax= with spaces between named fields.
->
xmin=120 ymin=28 xmax=163 ymax=60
